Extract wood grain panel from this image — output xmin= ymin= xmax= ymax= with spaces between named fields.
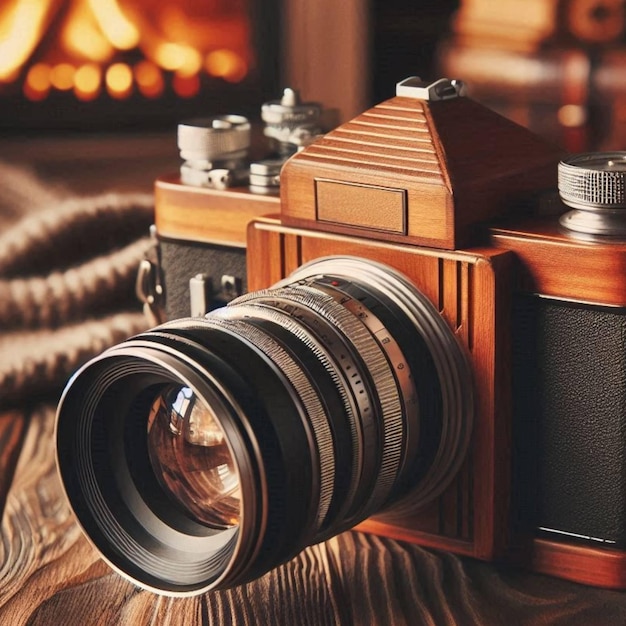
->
xmin=490 ymin=219 xmax=626 ymax=306
xmin=0 ymin=412 xmax=27 ymax=520
xmin=155 ymin=176 xmax=279 ymax=247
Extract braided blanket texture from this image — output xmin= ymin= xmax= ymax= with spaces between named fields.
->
xmin=0 ymin=162 xmax=152 ymax=407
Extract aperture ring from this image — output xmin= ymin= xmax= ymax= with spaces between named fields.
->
xmin=284 ymin=256 xmax=473 ymax=513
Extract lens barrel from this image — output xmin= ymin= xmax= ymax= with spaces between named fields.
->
xmin=56 ymin=256 xmax=472 ymax=595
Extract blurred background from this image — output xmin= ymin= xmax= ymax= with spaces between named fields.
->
xmin=1 ymin=0 xmax=626 ymax=190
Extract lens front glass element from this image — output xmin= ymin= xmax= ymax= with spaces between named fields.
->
xmin=146 ymin=384 xmax=240 ymax=529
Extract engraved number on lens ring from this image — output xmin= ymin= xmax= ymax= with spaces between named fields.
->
xmin=198 ymin=315 xmax=336 ymax=532
xmin=234 ymin=285 xmax=405 ymax=518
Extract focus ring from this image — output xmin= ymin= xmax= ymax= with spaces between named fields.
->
xmin=215 ymin=302 xmax=363 ymax=530
xmin=236 ymin=285 xmax=405 ymax=519
xmin=200 ymin=315 xmax=336 ymax=532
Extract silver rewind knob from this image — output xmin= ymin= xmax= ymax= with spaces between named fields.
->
xmin=559 ymin=152 xmax=626 ymax=239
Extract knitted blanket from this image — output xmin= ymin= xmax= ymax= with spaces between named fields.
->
xmin=0 ymin=162 xmax=152 ymax=407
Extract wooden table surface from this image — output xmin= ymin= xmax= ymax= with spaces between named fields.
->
xmin=2 ymin=405 xmax=626 ymax=625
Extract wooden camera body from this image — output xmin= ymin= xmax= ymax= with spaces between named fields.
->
xmin=154 ymin=78 xmax=626 ymax=589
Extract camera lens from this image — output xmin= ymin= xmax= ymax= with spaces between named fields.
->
xmin=56 ymin=256 xmax=472 ymax=595
xmin=146 ymin=384 xmax=240 ymax=529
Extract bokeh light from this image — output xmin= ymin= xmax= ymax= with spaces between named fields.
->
xmin=205 ymin=49 xmax=247 ymax=83
xmin=74 ymin=64 xmax=102 ymax=101
xmin=105 ymin=62 xmax=133 ymax=99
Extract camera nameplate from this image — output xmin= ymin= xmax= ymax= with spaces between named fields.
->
xmin=315 ymin=179 xmax=407 ymax=234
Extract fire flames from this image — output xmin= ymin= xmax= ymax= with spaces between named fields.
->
xmin=0 ymin=0 xmax=251 ymax=101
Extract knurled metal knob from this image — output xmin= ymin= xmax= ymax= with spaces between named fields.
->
xmin=177 ymin=115 xmax=251 ymax=162
xmin=261 ymin=88 xmax=322 ymax=152
xmin=558 ymin=152 xmax=626 ymax=238
xmin=559 ymin=153 xmax=626 ymax=209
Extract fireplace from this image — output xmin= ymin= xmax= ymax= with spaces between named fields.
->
xmin=0 ymin=0 xmax=281 ymax=131
xmin=0 ymin=1 xmax=461 ymax=134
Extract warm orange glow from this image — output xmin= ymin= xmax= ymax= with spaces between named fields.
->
xmin=26 ymin=62 xmax=50 ymax=91
xmin=172 ymin=72 xmax=200 ymax=99
xmin=61 ymin=0 xmax=114 ymax=63
xmin=558 ymin=104 xmax=587 ymax=128
xmin=179 ymin=50 xmax=202 ymax=77
xmin=2 ymin=1 xmax=254 ymax=102
xmin=74 ymin=64 xmax=101 ymax=101
xmin=87 ymin=0 xmax=139 ymax=50
xmin=23 ymin=62 xmax=50 ymax=100
xmin=50 ymin=63 xmax=76 ymax=91
xmin=134 ymin=61 xmax=164 ymax=99
xmin=154 ymin=42 xmax=202 ymax=75
xmin=205 ymin=49 xmax=247 ymax=83
xmin=105 ymin=62 xmax=133 ymax=99
xmin=0 ymin=0 xmax=51 ymax=81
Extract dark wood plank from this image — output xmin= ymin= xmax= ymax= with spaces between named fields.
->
xmin=0 ymin=411 xmax=27 ymax=519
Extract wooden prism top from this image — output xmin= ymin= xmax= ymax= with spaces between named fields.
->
xmin=280 ymin=92 xmax=564 ymax=250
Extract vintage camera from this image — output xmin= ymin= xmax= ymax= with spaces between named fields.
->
xmin=56 ymin=77 xmax=626 ymax=597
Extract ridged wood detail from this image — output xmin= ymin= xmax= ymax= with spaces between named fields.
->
xmin=280 ymin=95 xmax=562 ymax=250
xmin=301 ymin=102 xmax=445 ymax=181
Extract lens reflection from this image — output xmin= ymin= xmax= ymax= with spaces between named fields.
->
xmin=147 ymin=384 xmax=240 ymax=528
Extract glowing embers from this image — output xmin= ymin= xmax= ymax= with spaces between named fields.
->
xmin=105 ymin=63 xmax=132 ymax=99
xmin=74 ymin=64 xmax=102 ymax=101
xmin=23 ymin=63 xmax=51 ymax=101
xmin=0 ymin=0 xmax=252 ymax=102
xmin=134 ymin=61 xmax=164 ymax=99
xmin=206 ymin=49 xmax=248 ymax=83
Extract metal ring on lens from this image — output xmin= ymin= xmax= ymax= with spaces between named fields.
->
xmin=197 ymin=315 xmax=336 ymax=533
xmin=212 ymin=302 xmax=364 ymax=537
xmin=56 ymin=346 xmax=260 ymax=596
xmin=283 ymin=256 xmax=473 ymax=512
xmin=234 ymin=283 xmax=405 ymax=522
xmin=306 ymin=278 xmax=420 ymax=484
